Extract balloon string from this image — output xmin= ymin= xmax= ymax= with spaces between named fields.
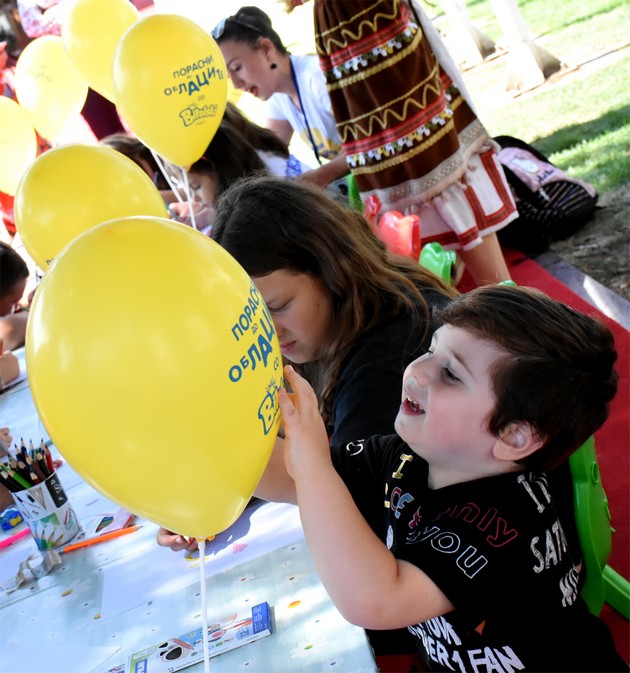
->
xmin=198 ymin=538 xmax=211 ymax=673
xmin=151 ymin=150 xmax=185 ymax=204
xmin=178 ymin=167 xmax=198 ymax=232
xmin=151 ymin=152 xmax=198 ymax=231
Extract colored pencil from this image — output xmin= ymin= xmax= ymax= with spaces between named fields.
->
xmin=43 ymin=444 xmax=54 ymax=474
xmin=33 ymin=450 xmax=51 ymax=478
xmin=5 ymin=466 xmax=30 ymax=490
xmin=59 ymin=525 xmax=142 ymax=553
xmin=0 ymin=466 xmax=23 ymax=492
xmin=0 ymin=527 xmax=31 ymax=551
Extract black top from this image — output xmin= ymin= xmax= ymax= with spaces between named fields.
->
xmin=332 ymin=434 xmax=627 ymax=672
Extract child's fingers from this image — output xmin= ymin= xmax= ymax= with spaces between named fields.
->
xmin=283 ymin=365 xmax=317 ymax=401
xmin=278 ymin=387 xmax=297 ymax=418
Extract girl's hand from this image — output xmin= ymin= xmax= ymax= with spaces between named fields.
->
xmin=278 ymin=365 xmax=330 ymax=479
xmin=156 ymin=527 xmax=198 ymax=552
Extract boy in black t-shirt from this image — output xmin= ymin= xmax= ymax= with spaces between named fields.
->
xmin=265 ymin=285 xmax=626 ymax=671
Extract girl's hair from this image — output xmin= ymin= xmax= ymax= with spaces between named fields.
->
xmin=438 ymin=285 xmax=619 ymax=471
xmin=212 ymin=6 xmax=288 ymax=54
xmin=100 ymin=134 xmax=170 ymax=190
xmin=0 ymin=241 xmax=29 ymax=300
xmin=223 ymin=103 xmax=289 ymax=158
xmin=212 ymin=175 xmax=457 ymax=422
xmin=189 ymin=121 xmax=268 ymax=201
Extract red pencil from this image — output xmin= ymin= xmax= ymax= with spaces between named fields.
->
xmin=44 ymin=444 xmax=54 ymax=474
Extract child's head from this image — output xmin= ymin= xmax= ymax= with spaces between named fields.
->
xmin=438 ymin=285 xmax=618 ymax=471
xmin=213 ymin=175 xmax=455 ymax=421
xmin=185 ymin=123 xmax=267 ymax=208
xmin=100 ymin=134 xmax=170 ymax=190
xmin=0 ymin=242 xmax=29 ymax=316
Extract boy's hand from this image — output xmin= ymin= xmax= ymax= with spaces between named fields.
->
xmin=278 ymin=365 xmax=330 ymax=479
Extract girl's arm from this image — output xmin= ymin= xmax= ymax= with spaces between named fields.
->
xmin=297 ymin=154 xmax=349 ymax=188
xmin=265 ymin=118 xmax=294 ymax=146
xmin=279 ymin=365 xmax=453 ymax=630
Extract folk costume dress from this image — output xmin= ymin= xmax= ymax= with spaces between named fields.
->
xmin=314 ymin=0 xmax=518 ymax=251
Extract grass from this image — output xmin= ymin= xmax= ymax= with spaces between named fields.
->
xmin=428 ymin=0 xmax=630 ymax=193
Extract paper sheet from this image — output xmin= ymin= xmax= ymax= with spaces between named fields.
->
xmin=100 ymin=500 xmax=303 ymax=619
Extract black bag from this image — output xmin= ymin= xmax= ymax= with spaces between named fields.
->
xmin=494 ymin=135 xmax=599 ymax=254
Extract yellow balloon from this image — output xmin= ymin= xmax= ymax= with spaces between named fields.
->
xmin=0 ymin=97 xmax=37 ymax=195
xmin=62 ymin=0 xmax=139 ymax=102
xmin=26 ymin=217 xmax=282 ymax=539
xmin=14 ymin=35 xmax=88 ymax=141
xmin=15 ymin=144 xmax=168 ymax=268
xmin=113 ymin=14 xmax=227 ymax=167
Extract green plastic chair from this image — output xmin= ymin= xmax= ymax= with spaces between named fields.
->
xmin=419 ymin=242 xmax=456 ymax=285
xmin=569 ymin=436 xmax=630 ymax=618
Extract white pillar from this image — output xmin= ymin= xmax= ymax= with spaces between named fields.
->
xmin=489 ymin=0 xmax=562 ymax=91
xmin=440 ymin=0 xmax=496 ymax=67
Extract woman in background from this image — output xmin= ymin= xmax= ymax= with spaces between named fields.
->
xmin=212 ymin=6 xmax=349 ymax=192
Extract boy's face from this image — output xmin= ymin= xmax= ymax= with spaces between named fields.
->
xmin=395 ymin=325 xmax=508 ymax=485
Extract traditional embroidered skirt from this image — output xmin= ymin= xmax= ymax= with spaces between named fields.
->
xmin=314 ymin=0 xmax=517 ymax=250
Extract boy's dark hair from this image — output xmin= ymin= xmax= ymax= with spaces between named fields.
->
xmin=212 ymin=6 xmax=288 ymax=54
xmin=438 ymin=285 xmax=618 ymax=471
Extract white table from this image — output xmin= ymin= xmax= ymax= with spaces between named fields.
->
xmin=0 ymin=351 xmax=378 ymax=673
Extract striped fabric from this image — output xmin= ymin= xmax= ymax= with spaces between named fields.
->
xmin=314 ymin=0 xmax=517 ymax=250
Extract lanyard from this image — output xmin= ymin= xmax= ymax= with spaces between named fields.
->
xmin=290 ymin=58 xmax=323 ymax=166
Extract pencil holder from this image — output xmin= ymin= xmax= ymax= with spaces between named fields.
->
xmin=11 ymin=471 xmax=80 ymax=551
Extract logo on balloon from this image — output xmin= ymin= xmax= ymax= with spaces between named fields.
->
xmin=226 ymin=284 xmax=282 ymax=435
xmin=258 ymin=379 xmax=282 ymax=436
xmin=181 ymin=104 xmax=221 ymax=127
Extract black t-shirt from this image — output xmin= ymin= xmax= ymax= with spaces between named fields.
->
xmin=328 ymin=286 xmax=450 ymax=445
xmin=331 ymin=435 xmax=627 ymax=672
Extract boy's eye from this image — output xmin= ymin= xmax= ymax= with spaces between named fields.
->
xmin=441 ymin=366 xmax=460 ymax=383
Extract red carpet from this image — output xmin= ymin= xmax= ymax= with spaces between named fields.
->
xmin=463 ymin=248 xmax=629 ymax=661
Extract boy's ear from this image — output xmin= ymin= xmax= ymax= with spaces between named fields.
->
xmin=494 ymin=422 xmax=544 ymax=462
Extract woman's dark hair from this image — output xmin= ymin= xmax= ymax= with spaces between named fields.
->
xmin=438 ymin=285 xmax=619 ymax=471
xmin=212 ymin=175 xmax=457 ymax=423
xmin=212 ymin=6 xmax=288 ymax=54
xmin=223 ymin=102 xmax=289 ymax=158
xmin=189 ymin=121 xmax=268 ymax=201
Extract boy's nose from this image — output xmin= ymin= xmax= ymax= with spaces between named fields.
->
xmin=409 ymin=357 xmax=433 ymax=384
